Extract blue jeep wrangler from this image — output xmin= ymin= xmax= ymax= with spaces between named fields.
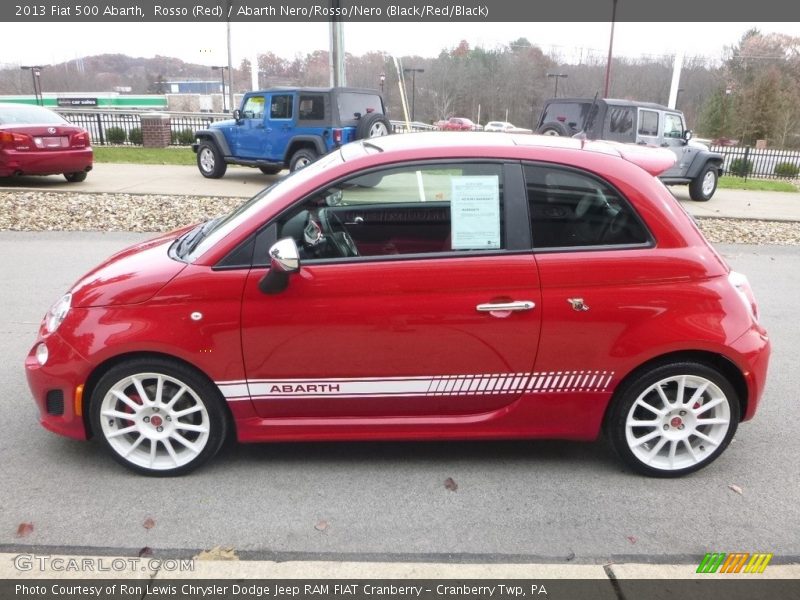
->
xmin=192 ymin=87 xmax=391 ymax=178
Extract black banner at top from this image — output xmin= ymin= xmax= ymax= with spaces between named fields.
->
xmin=4 ymin=0 xmax=800 ymax=22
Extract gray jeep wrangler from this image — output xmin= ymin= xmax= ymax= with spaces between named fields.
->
xmin=536 ymin=98 xmax=723 ymax=201
xmin=192 ymin=87 xmax=390 ymax=178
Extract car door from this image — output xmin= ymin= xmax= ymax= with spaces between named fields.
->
xmin=263 ymin=92 xmax=294 ymax=161
xmin=524 ymin=163 xmax=657 ymax=409
xmin=235 ymin=94 xmax=268 ymax=158
xmin=239 ymin=161 xmax=542 ymax=419
xmin=659 ymin=112 xmax=696 ymax=178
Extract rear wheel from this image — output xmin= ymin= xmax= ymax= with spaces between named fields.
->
xmin=689 ymin=163 xmax=718 ymax=201
xmin=289 ymin=148 xmax=318 ymax=172
xmin=606 ymin=361 xmax=739 ymax=477
xmin=90 ymin=358 xmax=228 ymax=476
xmin=196 ymin=141 xmax=227 ymax=179
xmin=64 ymin=172 xmax=87 ymax=183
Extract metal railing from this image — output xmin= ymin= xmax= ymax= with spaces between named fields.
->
xmin=56 ymin=109 xmax=227 ymax=146
xmin=710 ymin=144 xmax=800 ymax=180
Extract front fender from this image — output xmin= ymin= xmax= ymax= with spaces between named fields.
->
xmin=193 ymin=128 xmax=233 ymax=156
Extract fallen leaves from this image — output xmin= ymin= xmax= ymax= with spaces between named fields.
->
xmin=143 ymin=517 xmax=156 ymax=530
xmin=626 ymin=536 xmax=638 ymax=545
xmin=194 ymin=546 xmax=239 ymax=561
xmin=728 ymin=484 xmax=744 ymax=495
xmin=138 ymin=547 xmax=153 ymax=558
xmin=314 ymin=520 xmax=329 ymax=532
xmin=15 ymin=523 xmax=34 ymax=538
xmin=444 ymin=477 xmax=458 ymax=492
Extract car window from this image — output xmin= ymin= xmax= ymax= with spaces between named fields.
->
xmin=338 ymin=93 xmax=384 ymax=123
xmin=604 ymin=106 xmax=635 ymax=142
xmin=269 ymin=94 xmax=293 ymax=120
xmin=241 ymin=96 xmax=265 ymax=119
xmin=540 ymin=102 xmax=591 ymax=133
xmin=664 ymin=113 xmax=684 ymax=138
xmin=298 ymin=94 xmax=325 ymax=120
xmin=638 ymin=109 xmax=659 ymax=137
xmin=0 ymin=105 xmax=68 ymax=125
xmin=524 ymin=164 xmax=650 ymax=249
xmin=276 ymin=163 xmax=505 ymax=261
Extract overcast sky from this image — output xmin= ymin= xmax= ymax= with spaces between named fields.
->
xmin=3 ymin=21 xmax=799 ymax=68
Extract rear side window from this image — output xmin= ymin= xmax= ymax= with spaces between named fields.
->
xmin=298 ymin=95 xmax=325 ymax=121
xmin=524 ymin=164 xmax=651 ymax=249
xmin=604 ymin=106 xmax=635 ymax=142
xmin=270 ymin=94 xmax=293 ymax=120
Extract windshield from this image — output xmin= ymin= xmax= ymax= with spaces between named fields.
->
xmin=186 ymin=151 xmax=345 ymax=262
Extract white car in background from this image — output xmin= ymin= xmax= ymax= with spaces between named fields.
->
xmin=484 ymin=121 xmax=533 ymax=134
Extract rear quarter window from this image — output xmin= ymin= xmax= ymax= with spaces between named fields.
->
xmin=338 ymin=93 xmax=384 ymax=124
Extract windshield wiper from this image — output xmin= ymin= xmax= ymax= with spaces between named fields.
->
xmin=174 ymin=217 xmax=221 ymax=259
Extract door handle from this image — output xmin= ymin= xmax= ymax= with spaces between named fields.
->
xmin=476 ymin=301 xmax=536 ymax=312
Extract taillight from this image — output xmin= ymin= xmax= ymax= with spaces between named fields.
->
xmin=0 ymin=131 xmax=32 ymax=150
xmin=729 ymin=271 xmax=759 ymax=323
xmin=332 ymin=128 xmax=343 ymax=145
xmin=71 ymin=131 xmax=90 ymax=148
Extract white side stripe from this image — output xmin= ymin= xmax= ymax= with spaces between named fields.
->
xmin=216 ymin=370 xmax=615 ymax=401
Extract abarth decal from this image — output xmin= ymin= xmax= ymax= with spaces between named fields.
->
xmin=216 ymin=370 xmax=614 ymax=401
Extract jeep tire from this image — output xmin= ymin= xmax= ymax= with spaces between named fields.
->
xmin=356 ymin=113 xmax=392 ymax=140
xmin=536 ymin=122 xmax=569 ymax=136
xmin=196 ymin=141 xmax=227 ymax=179
xmin=688 ymin=163 xmax=718 ymax=202
xmin=289 ymin=148 xmax=318 ymax=172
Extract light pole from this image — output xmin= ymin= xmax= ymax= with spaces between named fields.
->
xmin=603 ymin=0 xmax=618 ymax=97
xmin=546 ymin=73 xmax=568 ymax=98
xmin=403 ymin=68 xmax=424 ymax=122
xmin=379 ymin=72 xmax=385 ymax=94
xmin=21 ymin=66 xmax=43 ymax=105
xmin=212 ymin=66 xmax=228 ymax=112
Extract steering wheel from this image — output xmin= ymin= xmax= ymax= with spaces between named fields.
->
xmin=317 ymin=208 xmax=360 ymax=257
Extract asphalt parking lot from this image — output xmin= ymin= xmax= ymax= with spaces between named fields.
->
xmin=0 ymin=230 xmax=798 ymax=565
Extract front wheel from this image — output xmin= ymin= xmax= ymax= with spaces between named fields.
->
xmin=688 ymin=164 xmax=718 ymax=201
xmin=90 ymin=358 xmax=229 ymax=476
xmin=196 ymin=142 xmax=227 ymax=179
xmin=606 ymin=362 xmax=739 ymax=477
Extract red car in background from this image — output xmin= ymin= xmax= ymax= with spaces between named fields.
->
xmin=25 ymin=132 xmax=769 ymax=477
xmin=436 ymin=116 xmax=481 ymax=131
xmin=0 ymin=103 xmax=92 ymax=182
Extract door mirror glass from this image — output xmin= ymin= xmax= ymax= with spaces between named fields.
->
xmin=683 ymin=129 xmax=693 ymax=141
xmin=233 ymin=109 xmax=242 ymax=122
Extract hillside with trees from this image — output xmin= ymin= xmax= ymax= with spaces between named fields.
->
xmin=1 ymin=29 xmax=798 ymax=147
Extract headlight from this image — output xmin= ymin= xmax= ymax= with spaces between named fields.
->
xmin=45 ymin=293 xmax=72 ymax=334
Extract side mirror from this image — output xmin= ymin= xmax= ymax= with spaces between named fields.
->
xmin=259 ymin=238 xmax=300 ymax=294
xmin=233 ymin=109 xmax=242 ymax=122
xmin=683 ymin=129 xmax=693 ymax=142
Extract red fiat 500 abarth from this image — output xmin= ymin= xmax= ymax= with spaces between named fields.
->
xmin=25 ymin=133 xmax=770 ymax=477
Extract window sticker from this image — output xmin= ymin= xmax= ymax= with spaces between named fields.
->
xmin=450 ymin=176 xmax=501 ymax=250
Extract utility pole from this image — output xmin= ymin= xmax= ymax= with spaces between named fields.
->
xmin=403 ymin=68 xmax=424 ymax=121
xmin=603 ymin=0 xmax=618 ymax=97
xmin=329 ymin=0 xmax=345 ymax=86
xmin=547 ymin=73 xmax=568 ymax=98
xmin=21 ymin=66 xmax=43 ymax=105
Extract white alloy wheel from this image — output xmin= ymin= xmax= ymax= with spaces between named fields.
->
xmin=608 ymin=362 xmax=740 ymax=477
xmin=91 ymin=360 xmax=227 ymax=475
xmin=625 ymin=374 xmax=731 ymax=471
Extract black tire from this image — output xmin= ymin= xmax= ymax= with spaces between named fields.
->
xmin=536 ymin=122 xmax=569 ymax=136
xmin=689 ymin=163 xmax=718 ymax=201
xmin=90 ymin=357 xmax=229 ymax=476
xmin=289 ymin=148 xmax=318 ymax=172
xmin=64 ymin=172 xmax=87 ymax=183
xmin=259 ymin=166 xmax=283 ymax=175
xmin=196 ymin=141 xmax=227 ymax=179
xmin=355 ymin=113 xmax=392 ymax=140
xmin=606 ymin=361 xmax=740 ymax=477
